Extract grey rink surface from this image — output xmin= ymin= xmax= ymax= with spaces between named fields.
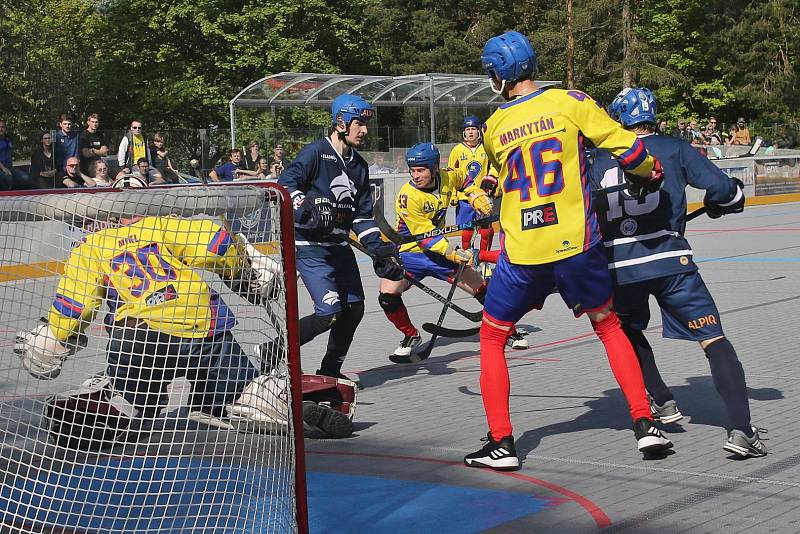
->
xmin=302 ymin=201 xmax=800 ymax=534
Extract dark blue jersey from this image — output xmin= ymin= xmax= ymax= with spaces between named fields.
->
xmin=588 ymin=134 xmax=740 ymax=285
xmin=278 ymin=137 xmax=382 ymax=258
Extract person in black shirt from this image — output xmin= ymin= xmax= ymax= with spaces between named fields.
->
xmin=79 ymin=113 xmax=109 ymax=177
xmin=30 ymin=131 xmax=58 ymax=189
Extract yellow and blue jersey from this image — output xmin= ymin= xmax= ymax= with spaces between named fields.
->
xmin=447 ymin=142 xmax=494 ymax=202
xmin=49 ymin=216 xmax=247 ymax=341
xmin=483 ymin=88 xmax=657 ymax=265
xmin=395 ymin=168 xmax=482 ymax=254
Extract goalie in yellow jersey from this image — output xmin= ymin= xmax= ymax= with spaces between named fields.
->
xmin=13 ymin=215 xmax=341 ymax=450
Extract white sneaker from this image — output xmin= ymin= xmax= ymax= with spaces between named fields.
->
xmin=392 ymin=333 xmax=422 ymax=357
xmin=506 ymin=332 xmax=528 ymax=350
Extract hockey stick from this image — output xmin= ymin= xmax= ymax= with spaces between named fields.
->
xmin=375 ymin=182 xmax=632 ymax=246
xmin=422 ymin=323 xmax=480 ymax=338
xmin=391 ymin=263 xmax=465 ymax=364
xmin=686 ymin=206 xmax=706 ymax=222
xmin=346 ymin=237 xmax=483 ymax=322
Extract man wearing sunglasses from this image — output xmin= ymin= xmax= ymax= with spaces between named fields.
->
xmin=117 ymin=119 xmax=152 ymax=172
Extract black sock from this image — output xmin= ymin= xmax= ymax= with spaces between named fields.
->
xmin=622 ymin=326 xmax=673 ymax=404
xmin=704 ymin=337 xmax=752 ymax=435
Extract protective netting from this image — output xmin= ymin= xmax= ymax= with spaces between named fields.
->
xmin=0 ymin=184 xmax=303 ymax=533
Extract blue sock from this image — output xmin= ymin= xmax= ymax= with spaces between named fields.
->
xmin=704 ymin=338 xmax=752 ymax=435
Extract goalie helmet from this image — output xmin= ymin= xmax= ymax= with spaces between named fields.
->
xmin=481 ymin=31 xmax=538 ymax=84
xmin=405 ymin=142 xmax=440 ymax=171
xmin=331 ymin=94 xmax=375 ymax=128
xmin=608 ymin=87 xmax=658 ymax=128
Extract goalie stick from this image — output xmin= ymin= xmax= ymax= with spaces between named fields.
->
xmin=374 ymin=182 xmax=633 ymax=246
xmin=346 ymin=237 xmax=483 ymax=322
xmin=391 ymin=263 xmax=466 ymax=364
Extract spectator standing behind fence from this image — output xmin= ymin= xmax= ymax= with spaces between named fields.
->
xmin=117 ymin=120 xmax=151 ymax=171
xmin=689 ymin=119 xmax=705 ymax=145
xmin=30 ymin=131 xmax=58 ymax=189
xmin=704 ymin=117 xmax=722 ymax=145
xmin=268 ymin=144 xmax=286 ymax=178
xmin=79 ymin=113 xmax=109 ymax=177
xmin=210 ymin=149 xmax=246 ymax=182
xmin=368 ymin=153 xmax=394 ymax=175
xmin=243 ymin=140 xmax=261 ymax=171
xmin=731 ymin=118 xmax=752 ymax=146
xmin=59 ymin=156 xmax=93 ymax=188
xmin=254 ymin=156 xmax=271 ymax=179
xmin=672 ymin=119 xmax=692 ymax=143
xmin=0 ymin=120 xmax=34 ymax=190
xmin=54 ymin=114 xmax=80 ymax=173
xmin=150 ymin=132 xmax=180 ymax=183
xmin=657 ymin=119 xmax=669 ymax=135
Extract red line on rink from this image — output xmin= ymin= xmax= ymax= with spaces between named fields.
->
xmin=307 ymin=450 xmax=612 ymax=529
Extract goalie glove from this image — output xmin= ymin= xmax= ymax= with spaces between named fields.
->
xmin=467 ymin=189 xmax=493 ymax=217
xmin=445 ymin=247 xmax=474 ymax=266
xmin=705 ymin=178 xmax=745 ymax=219
xmin=14 ymin=322 xmax=86 ymax=380
xmin=226 ymin=234 xmax=282 ymax=305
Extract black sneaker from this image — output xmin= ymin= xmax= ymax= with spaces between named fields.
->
xmin=464 ymin=432 xmax=520 ymax=471
xmin=724 ymin=426 xmax=767 ymax=458
xmin=392 ymin=333 xmax=422 ymax=357
xmin=633 ymin=418 xmax=673 ymax=453
xmin=302 ymin=401 xmax=353 ymax=438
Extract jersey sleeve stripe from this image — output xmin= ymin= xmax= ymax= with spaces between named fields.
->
xmin=357 ymin=227 xmax=380 ymax=240
xmin=420 ymin=235 xmax=444 ymax=249
xmin=207 ymin=228 xmax=232 ymax=256
xmin=53 ymin=294 xmax=84 ymax=318
xmin=617 ymin=138 xmax=647 ymax=169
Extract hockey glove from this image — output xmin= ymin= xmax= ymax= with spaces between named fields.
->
xmin=467 ymin=189 xmax=493 ymax=217
xmin=372 ymin=243 xmax=405 ymax=281
xmin=705 ymin=178 xmax=745 ymax=219
xmin=445 ymin=247 xmax=474 ymax=266
xmin=294 ymin=194 xmax=335 ymax=234
xmin=625 ymin=157 xmax=664 ymax=199
xmin=480 ymin=175 xmax=499 ymax=197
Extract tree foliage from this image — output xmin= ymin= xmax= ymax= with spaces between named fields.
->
xmin=1 ymin=0 xmax=797 ymax=137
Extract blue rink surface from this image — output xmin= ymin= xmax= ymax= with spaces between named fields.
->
xmin=307 ymin=471 xmax=549 ymax=534
xmin=0 ymin=457 xmax=549 ymax=533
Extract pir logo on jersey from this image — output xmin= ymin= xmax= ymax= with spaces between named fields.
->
xmin=521 ymin=202 xmax=558 ymax=230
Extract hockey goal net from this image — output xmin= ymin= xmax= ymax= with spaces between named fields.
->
xmin=0 ymin=183 xmax=307 ymax=533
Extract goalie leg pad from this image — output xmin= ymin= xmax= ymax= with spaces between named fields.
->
xmin=44 ymin=374 xmax=137 ymax=451
xmin=301 ymin=374 xmax=357 ymax=421
xmin=226 ymin=374 xmax=290 ymax=427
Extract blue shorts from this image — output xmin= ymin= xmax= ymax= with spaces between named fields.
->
xmin=614 ymin=270 xmax=723 ymax=341
xmin=297 ymin=248 xmax=365 ymax=316
xmin=456 ymin=201 xmax=477 ymax=225
xmin=484 ymin=244 xmax=613 ymax=324
xmin=400 ymin=252 xmax=459 ymax=282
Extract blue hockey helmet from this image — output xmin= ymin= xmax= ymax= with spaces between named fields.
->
xmin=463 ymin=116 xmax=481 ymax=129
xmin=405 ymin=142 xmax=440 ymax=170
xmin=331 ymin=94 xmax=375 ymax=127
xmin=481 ymin=31 xmax=538 ymax=84
xmin=608 ymin=87 xmax=658 ymax=127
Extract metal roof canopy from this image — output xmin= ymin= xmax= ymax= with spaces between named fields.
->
xmin=229 ymin=72 xmax=560 ymax=147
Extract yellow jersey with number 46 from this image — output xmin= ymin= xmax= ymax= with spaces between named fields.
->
xmin=48 ymin=216 xmax=246 ymax=341
xmin=483 ymin=88 xmax=656 ymax=265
